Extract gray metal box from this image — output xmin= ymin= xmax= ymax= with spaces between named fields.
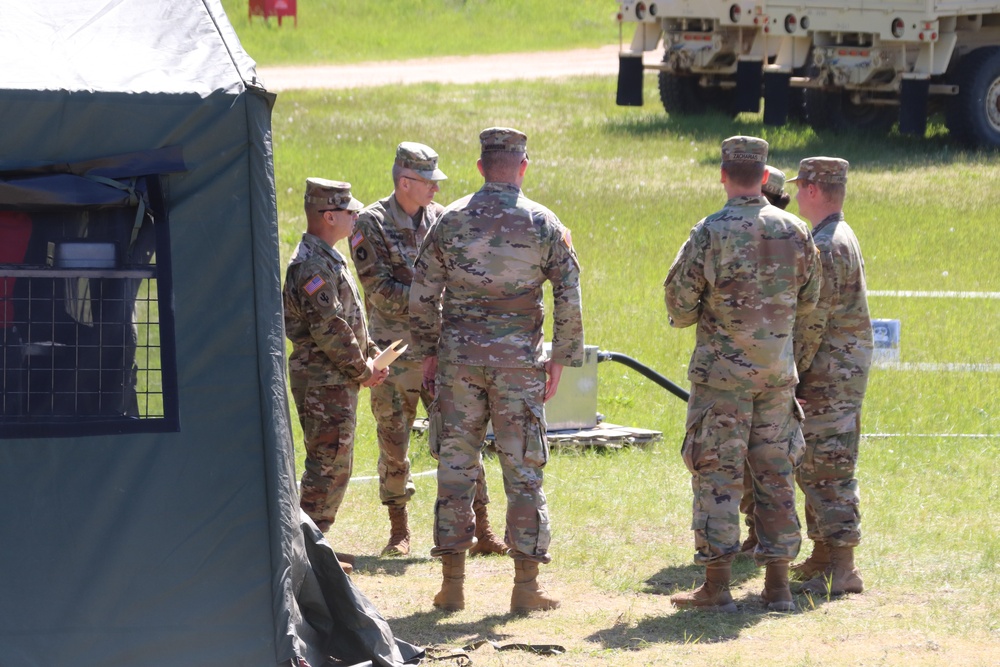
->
xmin=46 ymin=241 xmax=117 ymax=269
xmin=542 ymin=343 xmax=599 ymax=431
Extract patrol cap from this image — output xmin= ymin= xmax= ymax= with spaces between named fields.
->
xmin=762 ymin=165 xmax=787 ymax=196
xmin=479 ymin=127 xmax=528 ymax=154
xmin=395 ymin=142 xmax=448 ymax=181
xmin=720 ymin=135 xmax=768 ymax=163
xmin=787 ymin=156 xmax=849 ymax=184
xmin=303 ymin=177 xmax=363 ymax=212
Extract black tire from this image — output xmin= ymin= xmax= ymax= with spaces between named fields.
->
xmin=803 ymin=68 xmax=896 ymax=134
xmin=946 ymin=47 xmax=1000 ymax=148
xmin=657 ymin=52 xmax=737 ymax=117
xmin=658 ymin=70 xmax=706 ymax=115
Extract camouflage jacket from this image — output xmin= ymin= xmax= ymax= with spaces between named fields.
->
xmin=664 ymin=195 xmax=822 ymax=391
xmin=794 ymin=212 xmax=873 ymax=436
xmin=410 ymin=181 xmax=585 ymax=368
xmin=350 ymin=193 xmax=441 ymax=363
xmin=283 ymin=233 xmax=379 ymax=387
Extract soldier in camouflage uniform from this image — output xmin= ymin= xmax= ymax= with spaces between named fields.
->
xmin=283 ymin=178 xmax=389 ymax=574
xmin=788 ymin=157 xmax=873 ymax=596
xmin=664 ymin=136 xmax=822 ymax=612
xmin=410 ymin=127 xmax=584 ymax=614
xmin=351 ymin=143 xmax=507 ymax=558
xmin=738 ymin=163 xmax=792 ymax=557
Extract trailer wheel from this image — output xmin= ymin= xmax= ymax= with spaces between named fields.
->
xmin=658 ymin=71 xmax=706 ymax=115
xmin=947 ymin=47 xmax=1000 ymax=148
xmin=804 ymin=71 xmax=895 ymax=134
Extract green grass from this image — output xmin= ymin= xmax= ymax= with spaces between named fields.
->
xmin=221 ymin=0 xmax=618 ymax=66
xmin=234 ymin=0 xmax=1000 ymax=647
xmin=268 ymin=74 xmax=1000 ymax=665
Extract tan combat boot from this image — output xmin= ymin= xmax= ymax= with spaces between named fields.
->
xmin=432 ymin=553 xmax=466 ymax=611
xmin=468 ymin=503 xmax=508 ymax=556
xmin=510 ymin=560 xmax=560 ymax=614
xmin=801 ymin=546 xmax=864 ymax=596
xmin=669 ymin=563 xmax=738 ymax=613
xmin=791 ymin=540 xmax=831 ymax=581
xmin=760 ymin=562 xmax=796 ymax=611
xmin=380 ymin=505 xmax=411 ymax=557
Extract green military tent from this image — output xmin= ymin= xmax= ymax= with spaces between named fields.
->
xmin=0 ymin=2 xmax=420 ymax=665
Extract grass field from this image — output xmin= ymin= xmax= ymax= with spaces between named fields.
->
xmin=221 ymin=3 xmax=1000 ymax=664
xmin=221 ymin=0 xmax=617 ymax=65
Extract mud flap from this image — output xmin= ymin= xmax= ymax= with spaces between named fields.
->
xmin=763 ymin=70 xmax=791 ymax=126
xmin=899 ymin=78 xmax=929 ymax=137
xmin=617 ymin=54 xmax=645 ymax=106
xmin=735 ymin=59 xmax=763 ymax=113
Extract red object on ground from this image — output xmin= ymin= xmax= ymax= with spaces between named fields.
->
xmin=249 ymin=0 xmax=297 ymax=27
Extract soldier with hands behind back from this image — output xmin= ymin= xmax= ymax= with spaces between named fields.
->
xmin=788 ymin=157 xmax=873 ymax=596
xmin=283 ymin=178 xmax=388 ymax=574
xmin=664 ymin=137 xmax=822 ymax=613
xmin=351 ymin=142 xmax=507 ymax=558
xmin=410 ymin=127 xmax=585 ymax=614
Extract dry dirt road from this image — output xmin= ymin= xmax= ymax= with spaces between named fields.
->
xmin=256 ymin=44 xmax=620 ymax=91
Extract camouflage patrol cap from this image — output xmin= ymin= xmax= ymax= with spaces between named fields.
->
xmin=479 ymin=127 xmax=528 ymax=154
xmin=395 ymin=142 xmax=448 ymax=181
xmin=303 ymin=177 xmax=363 ymax=212
xmin=762 ymin=165 xmax=787 ymax=196
xmin=720 ymin=135 xmax=768 ymax=163
xmin=787 ymin=157 xmax=849 ymax=184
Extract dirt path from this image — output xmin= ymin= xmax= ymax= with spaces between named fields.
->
xmin=256 ymin=44 xmax=620 ymax=91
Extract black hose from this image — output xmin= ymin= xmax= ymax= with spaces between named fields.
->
xmin=596 ymin=350 xmax=690 ymax=402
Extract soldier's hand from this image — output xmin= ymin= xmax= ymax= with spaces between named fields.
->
xmin=360 ymin=359 xmax=388 ymax=388
xmin=544 ymin=360 xmax=564 ymax=402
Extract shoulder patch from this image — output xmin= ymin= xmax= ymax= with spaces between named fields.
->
xmin=303 ymin=274 xmax=326 ymax=295
xmin=561 ymin=227 xmax=574 ymax=251
xmin=350 ymin=230 xmax=365 ymax=250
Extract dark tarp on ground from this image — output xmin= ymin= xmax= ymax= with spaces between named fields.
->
xmin=0 ymin=2 xmax=421 ymax=665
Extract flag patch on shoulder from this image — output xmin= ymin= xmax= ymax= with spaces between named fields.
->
xmin=303 ymin=274 xmax=326 ymax=295
xmin=350 ymin=230 xmax=365 ymax=249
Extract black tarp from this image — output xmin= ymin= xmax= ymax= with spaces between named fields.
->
xmin=0 ymin=2 xmax=421 ymax=665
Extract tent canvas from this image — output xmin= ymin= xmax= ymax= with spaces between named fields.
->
xmin=0 ymin=2 xmax=419 ymax=665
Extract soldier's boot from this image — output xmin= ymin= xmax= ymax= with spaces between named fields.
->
xmin=510 ymin=560 xmax=560 ymax=614
xmin=468 ymin=504 xmax=508 ymax=556
xmin=800 ymin=546 xmax=864 ymax=596
xmin=432 ymin=553 xmax=466 ymax=612
xmin=333 ymin=552 xmax=355 ymax=574
xmin=669 ymin=563 xmax=738 ymax=613
xmin=380 ymin=505 xmax=411 ymax=557
xmin=790 ymin=540 xmax=831 ymax=582
xmin=760 ymin=562 xmax=796 ymax=612
xmin=738 ymin=522 xmax=758 ymax=557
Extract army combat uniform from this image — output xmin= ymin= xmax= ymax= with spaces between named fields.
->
xmin=353 ymin=191 xmax=442 ymax=507
xmin=284 ymin=184 xmax=378 ymax=532
xmin=791 ymin=159 xmax=873 ymax=550
xmin=664 ymin=139 xmax=822 ymax=569
xmin=409 ymin=134 xmax=584 ymax=565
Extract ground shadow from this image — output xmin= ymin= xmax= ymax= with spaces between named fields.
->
xmin=352 ymin=554 xmax=433 ymax=576
xmin=386 ymin=609 xmax=521 ymax=651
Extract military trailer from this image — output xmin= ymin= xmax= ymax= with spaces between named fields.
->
xmin=615 ymin=0 xmax=1000 ymax=147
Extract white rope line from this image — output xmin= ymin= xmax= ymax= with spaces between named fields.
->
xmin=874 ymin=362 xmax=1000 ymax=372
xmin=863 ymin=433 xmax=993 ymax=438
xmin=869 ymin=290 xmax=1000 ymax=299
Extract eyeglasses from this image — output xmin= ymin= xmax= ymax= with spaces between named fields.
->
xmin=402 ymin=175 xmax=438 ymax=188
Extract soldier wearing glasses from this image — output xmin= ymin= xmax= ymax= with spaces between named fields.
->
xmin=283 ymin=178 xmax=388 ymax=573
xmin=351 ymin=143 xmax=507 ymax=558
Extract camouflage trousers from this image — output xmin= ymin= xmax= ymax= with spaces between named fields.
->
xmin=428 ymin=363 xmax=550 ymax=563
xmin=683 ymin=383 xmax=804 ymax=566
xmin=796 ymin=429 xmax=861 ymax=547
xmin=291 ymin=382 xmax=358 ymax=531
xmin=371 ymin=358 xmax=493 ymax=510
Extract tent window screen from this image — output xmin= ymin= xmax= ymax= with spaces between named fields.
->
xmin=0 ymin=175 xmax=179 ymax=438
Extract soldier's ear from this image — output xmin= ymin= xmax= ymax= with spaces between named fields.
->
xmin=476 ymin=159 xmax=485 ymax=178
